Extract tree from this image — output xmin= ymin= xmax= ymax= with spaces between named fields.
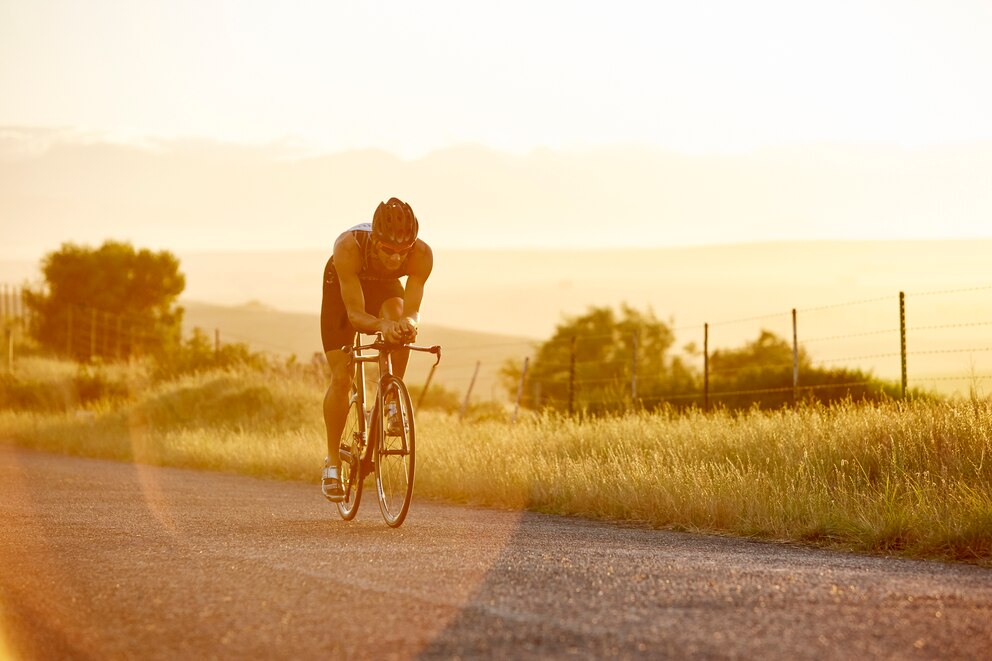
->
xmin=25 ymin=241 xmax=185 ymax=361
xmin=502 ymin=303 xmax=697 ymax=414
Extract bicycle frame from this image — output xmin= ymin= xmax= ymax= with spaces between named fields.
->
xmin=337 ymin=332 xmax=441 ymax=526
xmin=349 ymin=334 xmax=442 ymax=433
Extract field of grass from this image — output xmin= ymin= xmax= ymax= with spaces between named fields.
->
xmin=2 ymin=356 xmax=990 ymax=565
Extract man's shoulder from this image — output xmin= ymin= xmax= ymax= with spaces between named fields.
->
xmin=410 ymin=237 xmax=433 ymax=257
xmin=408 ymin=239 xmax=434 ymax=275
xmin=335 ymin=223 xmax=370 ymax=242
xmin=332 ymin=228 xmax=363 ymax=265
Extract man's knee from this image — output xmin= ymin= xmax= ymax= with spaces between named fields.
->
xmin=325 ymin=352 xmax=354 ymax=396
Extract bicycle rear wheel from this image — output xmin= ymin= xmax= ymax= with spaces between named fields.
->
xmin=374 ymin=376 xmax=416 ymax=527
xmin=336 ymin=387 xmax=365 ymax=520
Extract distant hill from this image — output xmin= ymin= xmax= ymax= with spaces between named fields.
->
xmin=181 ymin=300 xmax=537 ymax=403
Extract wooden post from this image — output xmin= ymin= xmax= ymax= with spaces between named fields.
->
xmin=417 ymin=362 xmax=438 ymax=410
xmin=5 ymin=327 xmax=12 ymax=373
xmin=90 ymin=308 xmax=97 ymax=361
xmin=459 ymin=361 xmax=481 ymax=420
xmin=215 ymin=328 xmax=221 ymax=357
xmin=631 ymin=331 xmax=638 ymax=408
xmin=900 ymin=291 xmax=908 ymax=398
xmin=512 ymin=357 xmax=529 ymax=423
xmin=20 ymin=286 xmax=27 ymax=332
xmin=568 ymin=336 xmax=576 ymax=415
xmin=116 ymin=315 xmax=123 ymax=361
xmin=703 ymin=323 xmax=710 ymax=412
xmin=103 ymin=311 xmax=111 ymax=359
xmin=792 ymin=308 xmax=799 ymax=405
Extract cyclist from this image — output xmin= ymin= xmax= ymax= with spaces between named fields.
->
xmin=319 ymin=197 xmax=433 ymax=502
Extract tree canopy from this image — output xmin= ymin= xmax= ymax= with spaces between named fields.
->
xmin=25 ymin=241 xmax=185 ymax=360
xmin=502 ymin=304 xmax=697 ymax=414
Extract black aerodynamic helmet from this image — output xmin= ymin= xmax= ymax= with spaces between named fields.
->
xmin=371 ymin=197 xmax=419 ymax=249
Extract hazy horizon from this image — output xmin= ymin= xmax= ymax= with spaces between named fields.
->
xmin=4 ymin=238 xmax=989 ymax=336
xmin=3 ymin=129 xmax=992 ymax=260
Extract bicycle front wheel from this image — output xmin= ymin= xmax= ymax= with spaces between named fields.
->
xmin=374 ymin=376 xmax=416 ymax=527
xmin=336 ymin=387 xmax=365 ymax=520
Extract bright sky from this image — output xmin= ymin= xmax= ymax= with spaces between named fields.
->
xmin=3 ymin=0 xmax=992 ymax=157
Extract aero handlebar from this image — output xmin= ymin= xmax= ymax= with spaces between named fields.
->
xmin=341 ymin=334 xmax=442 ymax=367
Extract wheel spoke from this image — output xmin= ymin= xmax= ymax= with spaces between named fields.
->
xmin=336 ymin=390 xmax=365 ymax=520
xmin=375 ymin=378 xmax=416 ymax=527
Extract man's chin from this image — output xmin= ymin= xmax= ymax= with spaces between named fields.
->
xmin=378 ymin=259 xmax=402 ymax=272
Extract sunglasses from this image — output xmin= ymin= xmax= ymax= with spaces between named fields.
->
xmin=375 ymin=241 xmax=412 ymax=257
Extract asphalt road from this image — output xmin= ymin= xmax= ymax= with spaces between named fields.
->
xmin=1 ymin=444 xmax=991 ymax=660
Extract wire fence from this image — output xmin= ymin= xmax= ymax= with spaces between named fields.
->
xmin=1 ymin=286 xmax=180 ymax=366
xmin=4 ymin=282 xmax=992 ymax=412
xmin=411 ymin=284 xmax=992 ymax=412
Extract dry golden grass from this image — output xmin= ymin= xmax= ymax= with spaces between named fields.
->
xmin=417 ymin=403 xmax=992 ymax=563
xmin=2 ymin=359 xmax=990 ymax=564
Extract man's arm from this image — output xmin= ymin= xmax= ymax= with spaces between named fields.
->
xmin=398 ymin=242 xmax=434 ymax=340
xmin=333 ymin=234 xmax=382 ymax=336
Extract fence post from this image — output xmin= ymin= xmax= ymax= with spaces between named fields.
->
xmin=20 ymin=286 xmax=27 ymax=332
xmin=792 ymin=308 xmax=799 ymax=405
xmin=512 ymin=356 xmax=529 ymax=423
xmin=568 ymin=336 xmax=576 ymax=415
xmin=417 ymin=362 xmax=438 ymax=410
xmin=90 ymin=307 xmax=97 ymax=361
xmin=103 ymin=311 xmax=111 ymax=358
xmin=66 ymin=307 xmax=73 ymax=357
xmin=215 ymin=328 xmax=221 ymax=358
xmin=116 ymin=315 xmax=123 ymax=361
xmin=703 ymin=323 xmax=710 ymax=412
xmin=4 ymin=326 xmax=12 ymax=373
xmin=899 ymin=291 xmax=907 ymax=398
xmin=631 ymin=331 xmax=638 ymax=408
xmin=459 ymin=360 xmax=481 ymax=420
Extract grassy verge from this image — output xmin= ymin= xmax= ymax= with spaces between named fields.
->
xmin=2 ymin=359 xmax=990 ymax=565
xmin=418 ymin=404 xmax=992 ymax=564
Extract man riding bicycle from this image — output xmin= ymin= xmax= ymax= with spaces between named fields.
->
xmin=320 ymin=197 xmax=433 ymax=502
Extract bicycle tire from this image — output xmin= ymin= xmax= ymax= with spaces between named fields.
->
xmin=336 ymin=387 xmax=365 ymax=520
xmin=374 ymin=375 xmax=416 ymax=527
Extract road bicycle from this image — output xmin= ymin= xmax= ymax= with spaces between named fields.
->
xmin=335 ymin=332 xmax=441 ymax=527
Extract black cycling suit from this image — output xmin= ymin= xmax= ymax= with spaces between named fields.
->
xmin=320 ymin=223 xmax=412 ymax=353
